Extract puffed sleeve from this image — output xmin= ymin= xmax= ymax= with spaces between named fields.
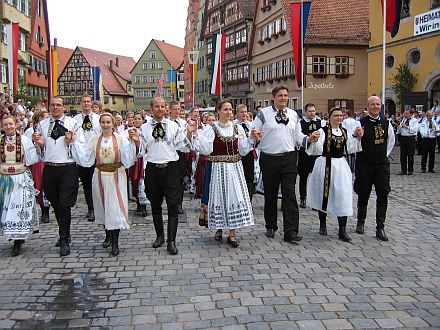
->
xmin=71 ymin=136 xmax=96 ymax=167
xmin=192 ymin=125 xmax=215 ymax=155
xmin=347 ymin=133 xmax=362 ymax=154
xmin=306 ymin=128 xmax=324 ymax=156
xmin=21 ymin=135 xmax=39 ymax=166
xmin=120 ymin=135 xmax=137 ymax=168
xmin=386 ymin=124 xmax=395 ymax=157
xmin=237 ymin=125 xmax=252 ymax=156
xmin=174 ymin=126 xmax=192 ymax=153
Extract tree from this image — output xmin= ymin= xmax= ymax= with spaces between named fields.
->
xmin=392 ymin=63 xmax=417 ymax=110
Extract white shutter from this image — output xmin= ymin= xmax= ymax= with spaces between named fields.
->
xmin=306 ymin=56 xmax=312 ymax=74
xmin=349 ymin=57 xmax=355 ymax=75
xmin=329 ymin=57 xmax=336 ymax=75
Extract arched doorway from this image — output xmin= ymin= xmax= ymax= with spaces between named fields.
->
xmin=386 ymin=99 xmax=396 ymax=117
xmin=430 ymin=78 xmax=440 ymax=109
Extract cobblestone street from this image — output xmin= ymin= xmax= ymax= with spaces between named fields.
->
xmin=0 ymin=148 xmax=439 ymax=329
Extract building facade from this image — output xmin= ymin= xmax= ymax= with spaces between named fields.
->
xmin=184 ymin=0 xmax=200 ymax=108
xmin=368 ymin=0 xmax=440 ymax=114
xmin=132 ymin=39 xmax=184 ymax=110
xmin=26 ymin=0 xmax=50 ymax=100
xmin=0 ymin=0 xmax=32 ymax=96
xmin=57 ymin=46 xmax=135 ymax=114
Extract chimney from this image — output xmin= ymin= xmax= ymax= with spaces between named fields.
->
xmin=110 ymin=60 xmax=113 ymax=70
xmin=115 ymin=57 xmax=119 ymax=67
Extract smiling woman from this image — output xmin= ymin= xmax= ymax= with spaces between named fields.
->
xmin=46 ymin=0 xmax=186 ymax=59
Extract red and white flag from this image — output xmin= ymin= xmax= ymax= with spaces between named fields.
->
xmin=210 ymin=33 xmax=226 ymax=95
xmin=6 ymin=23 xmax=19 ymax=99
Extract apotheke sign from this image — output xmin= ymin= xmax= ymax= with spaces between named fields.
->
xmin=414 ymin=8 xmax=440 ymax=36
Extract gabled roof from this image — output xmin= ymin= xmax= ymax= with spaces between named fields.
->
xmin=153 ymin=39 xmax=184 ymax=70
xmin=56 ymin=46 xmax=74 ymax=76
xmin=281 ymin=0 xmax=369 ymax=46
xmin=78 ymin=47 xmax=136 ymax=95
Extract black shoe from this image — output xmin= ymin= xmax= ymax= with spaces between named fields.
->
xmin=408 ymin=171 xmax=413 ymax=175
xmin=422 ymin=169 xmax=426 ymax=173
xmin=60 ymin=241 xmax=70 ymax=256
xmin=299 ymin=199 xmax=306 ymax=209
xmin=55 ymin=235 xmax=71 ymax=247
xmin=397 ymin=171 xmax=407 ymax=175
xmin=428 ymin=169 xmax=436 ymax=173
xmin=177 ymin=204 xmax=185 ymax=214
xmin=319 ymin=224 xmax=327 ymax=235
xmin=283 ymin=233 xmax=303 ymax=243
xmin=214 ymin=230 xmax=223 ymax=241
xmin=376 ymin=228 xmax=389 ymax=241
xmin=227 ymin=235 xmax=239 ymax=248
xmin=167 ymin=241 xmax=178 ymax=255
xmin=265 ymin=228 xmax=275 ymax=238
xmin=152 ymin=235 xmax=165 ymax=248
xmin=136 ymin=202 xmax=142 ymax=214
xmin=11 ymin=240 xmax=23 ymax=257
xmin=87 ymin=210 xmax=95 ymax=222
xmin=111 ymin=230 xmax=120 ymax=256
xmin=355 ymin=221 xmax=365 ymax=234
xmin=41 ymin=206 xmax=50 ymax=223
xmin=338 ymin=230 xmax=352 ymax=242
xmin=141 ymin=205 xmax=148 ymax=217
xmin=102 ymin=230 xmax=111 ymax=248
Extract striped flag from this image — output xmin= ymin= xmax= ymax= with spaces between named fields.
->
xmin=46 ymin=47 xmax=58 ymax=100
xmin=210 ymin=33 xmax=226 ymax=95
xmin=381 ymin=0 xmax=403 ymax=38
xmin=290 ymin=1 xmax=311 ymax=88
xmin=168 ymin=69 xmax=177 ymax=100
xmin=6 ymin=23 xmax=19 ymax=99
xmin=91 ymin=67 xmax=103 ymax=101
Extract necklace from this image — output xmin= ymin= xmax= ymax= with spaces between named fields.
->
xmin=218 ymin=121 xmax=231 ymax=128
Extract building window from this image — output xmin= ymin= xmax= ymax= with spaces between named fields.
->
xmin=1 ymin=24 xmax=7 ymax=44
xmin=127 ymin=85 xmax=132 ymax=92
xmin=241 ymin=29 xmax=247 ymax=43
xmin=25 ymin=0 xmax=31 ymax=16
xmin=408 ymin=49 xmax=420 ymax=65
xmin=134 ymin=75 xmax=141 ymax=84
xmin=433 ymin=0 xmax=440 ymax=8
xmin=312 ymin=56 xmax=327 ymax=74
xmin=142 ymin=62 xmax=148 ymax=70
xmin=18 ymin=32 xmax=27 ymax=51
xmin=151 ymin=90 xmax=156 ymax=98
xmin=157 ymin=61 xmax=163 ymax=69
xmin=335 ymin=56 xmax=349 ymax=75
xmin=0 ymin=64 xmax=7 ymax=83
xmin=150 ymin=51 xmax=156 ymax=59
xmin=150 ymin=62 xmax=156 ymax=70
xmin=142 ymin=75 xmax=148 ymax=83
xmin=401 ymin=0 xmax=410 ymax=18
xmin=150 ymin=74 xmax=156 ymax=83
xmin=143 ymin=90 xmax=149 ymax=98
xmin=207 ymin=42 xmax=212 ymax=54
xmin=386 ymin=54 xmax=394 ymax=69
xmin=37 ymin=0 xmax=42 ymax=16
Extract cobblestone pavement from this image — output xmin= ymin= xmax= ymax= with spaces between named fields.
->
xmin=1 ymin=148 xmax=439 ymax=329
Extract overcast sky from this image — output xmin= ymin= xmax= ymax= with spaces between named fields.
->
xmin=46 ymin=0 xmax=188 ymax=60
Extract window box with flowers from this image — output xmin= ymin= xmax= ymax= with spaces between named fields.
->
xmin=264 ymin=36 xmax=271 ymax=42
xmin=258 ymin=40 xmax=264 ymax=45
xmin=267 ymin=78 xmax=274 ymax=83
xmin=313 ymin=73 xmax=327 ymax=78
xmin=271 ymin=33 xmax=279 ymax=39
xmin=274 ymin=77 xmax=281 ymax=82
xmin=335 ymin=73 xmax=349 ymax=79
xmin=255 ymin=81 xmax=261 ymax=86
xmin=279 ymin=30 xmax=286 ymax=36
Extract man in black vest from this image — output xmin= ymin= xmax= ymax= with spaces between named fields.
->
xmin=353 ymin=96 xmax=395 ymax=241
xmin=298 ymin=103 xmax=321 ymax=208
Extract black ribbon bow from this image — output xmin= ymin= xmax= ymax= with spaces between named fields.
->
xmin=50 ymin=120 xmax=68 ymax=140
xmin=82 ymin=115 xmax=92 ymax=131
xmin=152 ymin=123 xmax=165 ymax=140
xmin=274 ymin=107 xmax=289 ymax=125
xmin=241 ymin=123 xmax=249 ymax=135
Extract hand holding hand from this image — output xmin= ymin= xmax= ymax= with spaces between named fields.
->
xmin=354 ymin=126 xmax=364 ymax=138
xmin=64 ymin=131 xmax=75 ymax=145
xmin=32 ymin=132 xmax=44 ymax=147
xmin=251 ymin=127 xmax=262 ymax=142
xmin=308 ymin=130 xmax=320 ymax=143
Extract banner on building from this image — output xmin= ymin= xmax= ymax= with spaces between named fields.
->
xmin=381 ymin=0 xmax=403 ymax=38
xmin=91 ymin=66 xmax=103 ymax=101
xmin=6 ymin=23 xmax=19 ymax=99
xmin=168 ymin=69 xmax=177 ymax=100
xmin=188 ymin=50 xmax=199 ymax=88
xmin=290 ymin=1 xmax=311 ymax=88
xmin=47 ymin=47 xmax=58 ymax=100
xmin=414 ymin=8 xmax=440 ymax=36
xmin=210 ymin=33 xmax=226 ymax=95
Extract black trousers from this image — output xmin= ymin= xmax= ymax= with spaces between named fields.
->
xmin=354 ymin=159 xmax=390 ymax=211
xmin=176 ymin=152 xmax=186 ymax=204
xmin=297 ymin=149 xmax=317 ymax=200
xmin=241 ymin=152 xmax=255 ymax=201
xmin=145 ymin=161 xmax=180 ymax=216
xmin=399 ymin=136 xmax=416 ymax=173
xmin=43 ymin=164 xmax=79 ymax=240
xmin=78 ymin=164 xmax=95 ymax=210
xmin=421 ymin=138 xmax=436 ymax=171
xmin=260 ymin=151 xmax=299 ymax=235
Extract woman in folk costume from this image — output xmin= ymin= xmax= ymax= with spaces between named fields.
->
xmin=306 ymin=107 xmax=363 ymax=242
xmin=191 ymin=100 xmax=254 ymax=247
xmin=24 ymin=109 xmax=51 ymax=223
xmin=125 ymin=112 xmax=148 ymax=217
xmin=72 ymin=113 xmax=139 ymax=256
xmin=0 ymin=115 xmax=40 ymax=257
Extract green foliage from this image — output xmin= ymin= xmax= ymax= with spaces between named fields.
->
xmin=15 ymin=75 xmax=42 ymax=106
xmin=392 ymin=63 xmax=417 ymax=108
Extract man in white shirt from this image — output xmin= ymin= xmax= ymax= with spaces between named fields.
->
xmin=342 ymin=109 xmax=361 ymax=172
xmin=139 ymin=97 xmax=196 ymax=254
xmin=397 ymin=109 xmax=419 ymax=175
xmin=32 ymin=97 xmax=85 ymax=256
xmin=251 ymin=85 xmax=319 ymax=243
xmin=73 ymin=94 xmax=101 ymax=221
xmin=420 ymin=110 xmax=439 ymax=173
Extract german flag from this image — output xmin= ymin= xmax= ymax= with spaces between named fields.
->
xmin=382 ymin=0 xmax=403 ymax=38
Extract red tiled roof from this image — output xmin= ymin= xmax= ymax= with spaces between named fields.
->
xmin=78 ymin=47 xmax=136 ymax=96
xmin=56 ymin=46 xmax=74 ymax=76
xmin=281 ymin=0 xmax=369 ymax=46
xmin=153 ymin=39 xmax=184 ymax=69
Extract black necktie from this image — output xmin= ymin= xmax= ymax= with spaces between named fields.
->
xmin=152 ymin=123 xmax=165 ymax=140
xmin=275 ymin=109 xmax=289 ymax=125
xmin=429 ymin=120 xmax=433 ymax=129
xmin=241 ymin=123 xmax=249 ymax=135
xmin=82 ymin=115 xmax=92 ymax=131
xmin=174 ymin=119 xmax=180 ymax=127
xmin=50 ymin=120 xmax=67 ymax=140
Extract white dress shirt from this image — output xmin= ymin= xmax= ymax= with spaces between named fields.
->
xmin=342 ymin=117 xmax=361 ymax=136
xmin=73 ymin=111 xmax=101 ymax=142
xmin=250 ymin=105 xmax=307 ymax=154
xmin=399 ymin=117 xmax=419 ymax=136
xmin=419 ymin=118 xmax=439 ymax=139
xmin=36 ymin=115 xmax=85 ymax=163
xmin=139 ymin=118 xmax=191 ymax=164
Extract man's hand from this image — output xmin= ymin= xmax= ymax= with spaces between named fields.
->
xmin=251 ymin=127 xmax=262 ymax=142
xmin=307 ymin=130 xmax=320 ymax=143
xmin=64 ymin=131 xmax=75 ymax=145
xmin=354 ymin=126 xmax=364 ymax=139
xmin=32 ymin=132 xmax=44 ymax=147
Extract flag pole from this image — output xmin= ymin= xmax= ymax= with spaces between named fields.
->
xmin=300 ymin=0 xmax=304 ymax=112
xmin=192 ymin=47 xmax=195 ymax=107
xmin=382 ymin=0 xmax=387 ymax=115
xmin=219 ymin=24 xmax=223 ymax=100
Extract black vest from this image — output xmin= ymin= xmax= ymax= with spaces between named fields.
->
xmin=300 ymin=118 xmax=321 ymax=136
xmin=357 ymin=116 xmax=389 ymax=165
xmin=322 ymin=126 xmax=347 ymax=159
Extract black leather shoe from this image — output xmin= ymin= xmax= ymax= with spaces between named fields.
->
xmin=41 ymin=207 xmax=50 ymax=223
xmin=284 ymin=233 xmax=303 ymax=243
xmin=141 ymin=205 xmax=148 ymax=217
xmin=177 ymin=204 xmax=185 ymax=214
xmin=55 ymin=235 xmax=71 ymax=247
xmin=338 ymin=230 xmax=352 ymax=242
xmin=319 ymin=224 xmax=327 ymax=235
xmin=397 ymin=171 xmax=407 ymax=175
xmin=11 ymin=240 xmax=23 ymax=257
xmin=428 ymin=169 xmax=436 ymax=173
xmin=60 ymin=241 xmax=70 ymax=256
xmin=376 ymin=228 xmax=389 ymax=241
xmin=355 ymin=222 xmax=365 ymax=234
xmin=265 ymin=228 xmax=275 ymax=238
xmin=299 ymin=199 xmax=306 ymax=209
xmin=421 ymin=169 xmax=427 ymax=173
xmin=227 ymin=236 xmax=239 ymax=248
xmin=152 ymin=235 xmax=165 ymax=248
xmin=167 ymin=241 xmax=178 ymax=255
xmin=214 ymin=230 xmax=222 ymax=241
xmin=87 ymin=210 xmax=95 ymax=222
xmin=102 ymin=230 xmax=111 ymax=248
xmin=408 ymin=171 xmax=413 ymax=175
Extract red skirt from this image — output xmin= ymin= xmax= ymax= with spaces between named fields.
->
xmin=194 ymin=155 xmax=207 ymax=199
xmin=30 ymin=160 xmax=44 ymax=205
